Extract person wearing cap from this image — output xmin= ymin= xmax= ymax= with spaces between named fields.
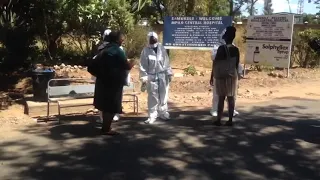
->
xmin=92 ymin=29 xmax=112 ymax=82
xmin=139 ymin=31 xmax=173 ymax=124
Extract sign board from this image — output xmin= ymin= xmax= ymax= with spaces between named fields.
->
xmin=163 ymin=16 xmax=232 ymax=50
xmin=244 ymin=15 xmax=294 ymax=68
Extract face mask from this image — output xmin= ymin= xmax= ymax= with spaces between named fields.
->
xmin=150 ymin=43 xmax=158 ymax=48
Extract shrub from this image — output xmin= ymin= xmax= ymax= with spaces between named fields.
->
xmin=291 ymin=29 xmax=320 ymax=68
xmin=124 ymin=25 xmax=150 ymax=58
xmin=183 ymin=65 xmax=197 ymax=76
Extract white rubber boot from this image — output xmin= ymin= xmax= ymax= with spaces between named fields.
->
xmin=113 ymin=114 xmax=120 ymax=121
xmin=159 ymin=112 xmax=170 ymax=120
xmin=144 ymin=118 xmax=157 ymax=124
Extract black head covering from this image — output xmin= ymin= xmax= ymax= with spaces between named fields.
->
xmin=109 ymin=31 xmax=119 ymax=43
xmin=109 ymin=31 xmax=124 ymax=43
xmin=222 ymin=26 xmax=236 ymax=43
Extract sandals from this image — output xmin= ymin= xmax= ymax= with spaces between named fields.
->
xmin=213 ymin=120 xmax=233 ymax=126
xmin=213 ymin=120 xmax=222 ymax=126
xmin=224 ymin=121 xmax=233 ymax=126
xmin=101 ymin=129 xmax=120 ymax=136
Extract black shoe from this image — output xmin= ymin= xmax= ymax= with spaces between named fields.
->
xmin=225 ymin=121 xmax=233 ymax=126
xmin=213 ymin=120 xmax=222 ymax=126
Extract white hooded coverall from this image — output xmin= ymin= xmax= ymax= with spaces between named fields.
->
xmin=140 ymin=32 xmax=173 ymax=122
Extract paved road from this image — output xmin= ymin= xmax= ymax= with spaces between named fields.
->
xmin=0 ymin=97 xmax=319 ymax=180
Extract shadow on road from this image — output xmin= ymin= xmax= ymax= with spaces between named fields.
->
xmin=0 ymin=97 xmax=319 ymax=180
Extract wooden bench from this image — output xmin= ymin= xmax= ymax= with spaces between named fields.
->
xmin=47 ymin=78 xmax=139 ymax=123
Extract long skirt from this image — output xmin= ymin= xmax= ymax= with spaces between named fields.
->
xmin=215 ymin=76 xmax=238 ymax=97
xmin=93 ymin=79 xmax=123 ymax=114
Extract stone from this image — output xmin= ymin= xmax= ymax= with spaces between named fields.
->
xmin=53 ymin=65 xmax=60 ymax=70
xmin=174 ymin=73 xmax=184 ymax=78
xmin=87 ymin=108 xmax=94 ymax=113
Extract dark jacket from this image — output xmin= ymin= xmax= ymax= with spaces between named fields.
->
xmin=98 ymin=42 xmax=109 ymax=52
xmin=215 ymin=44 xmax=240 ymax=70
xmin=93 ymin=43 xmax=131 ymax=112
xmin=95 ymin=43 xmax=130 ymax=86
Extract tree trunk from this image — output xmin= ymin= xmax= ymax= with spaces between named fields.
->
xmin=48 ymin=39 xmax=57 ymax=53
xmin=250 ymin=4 xmax=254 ymax=15
xmin=186 ymin=0 xmax=195 ymax=16
xmin=229 ymin=0 xmax=234 ymax=16
xmin=46 ymin=36 xmax=59 ymax=59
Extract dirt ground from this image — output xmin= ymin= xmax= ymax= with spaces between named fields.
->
xmin=1 ymin=54 xmax=320 ymax=138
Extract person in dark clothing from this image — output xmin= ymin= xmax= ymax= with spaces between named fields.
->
xmin=210 ymin=26 xmax=240 ymax=126
xmin=93 ymin=31 xmax=135 ymax=135
xmin=92 ymin=29 xmax=123 ymax=122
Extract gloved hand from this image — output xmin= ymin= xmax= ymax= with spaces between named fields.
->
xmin=238 ymin=64 xmax=244 ymax=80
xmin=140 ymin=76 xmax=148 ymax=83
xmin=238 ymin=64 xmax=244 ymax=74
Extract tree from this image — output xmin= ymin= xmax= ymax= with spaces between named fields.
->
xmin=0 ymin=0 xmax=39 ymax=69
xmin=246 ymin=0 xmax=258 ymax=15
xmin=200 ymin=0 xmax=229 ymax=16
xmin=227 ymin=0 xmax=248 ymax=17
xmin=34 ymin=0 xmax=74 ymax=60
xmin=69 ymin=0 xmax=134 ymax=55
xmin=263 ymin=0 xmax=273 ymax=15
xmin=135 ymin=0 xmax=229 ymax=23
xmin=303 ymin=13 xmax=319 ymax=24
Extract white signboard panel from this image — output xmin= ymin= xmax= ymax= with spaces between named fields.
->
xmin=244 ymin=15 xmax=294 ymax=68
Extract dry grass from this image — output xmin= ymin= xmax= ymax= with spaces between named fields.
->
xmin=170 ymin=50 xmax=212 ymax=69
xmin=14 ymin=77 xmax=33 ymax=93
xmin=235 ymin=25 xmax=246 ymax=63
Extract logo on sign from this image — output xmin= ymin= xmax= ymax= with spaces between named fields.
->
xmin=262 ymin=44 xmax=289 ymax=54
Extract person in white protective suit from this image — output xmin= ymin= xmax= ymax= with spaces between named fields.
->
xmin=209 ymin=43 xmax=243 ymax=117
xmin=140 ymin=32 xmax=173 ymax=124
xmin=92 ymin=29 xmax=130 ymax=122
